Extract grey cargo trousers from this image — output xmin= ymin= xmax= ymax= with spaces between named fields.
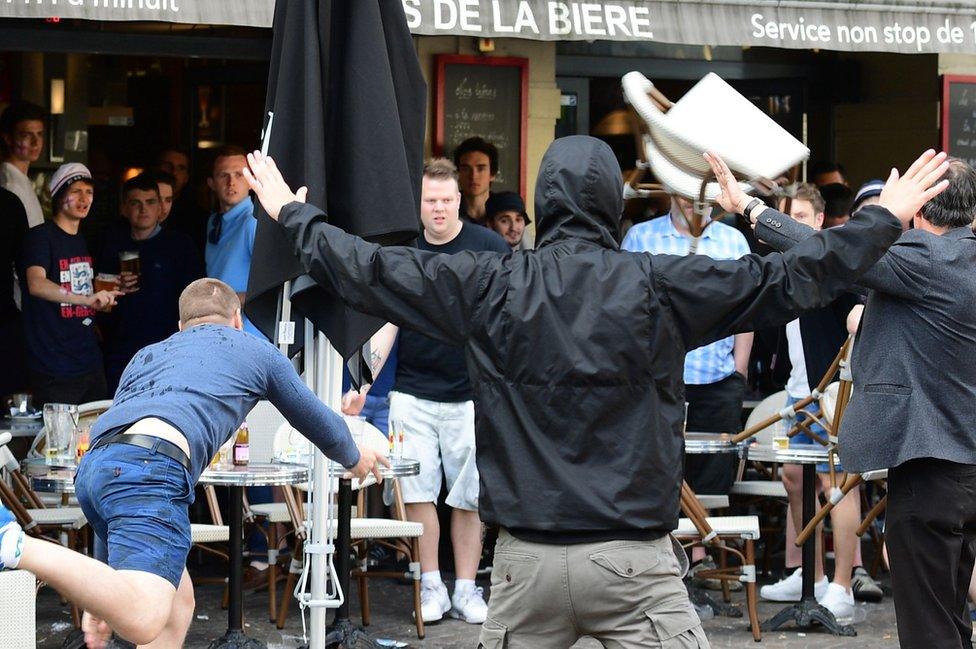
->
xmin=479 ymin=529 xmax=710 ymax=648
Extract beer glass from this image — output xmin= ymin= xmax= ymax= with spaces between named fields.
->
xmin=119 ymin=250 xmax=141 ymax=290
xmin=43 ymin=403 xmax=79 ymax=462
xmin=94 ymin=273 xmax=120 ymax=311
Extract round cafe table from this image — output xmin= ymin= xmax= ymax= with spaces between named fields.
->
xmin=684 ymin=431 xmax=744 ymax=455
xmin=320 ymin=459 xmax=420 ymax=648
xmin=739 ymin=443 xmax=856 ymax=637
xmin=199 ymin=462 xmax=308 ymax=649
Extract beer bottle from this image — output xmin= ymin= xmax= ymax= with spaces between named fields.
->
xmin=233 ymin=422 xmax=250 ymax=466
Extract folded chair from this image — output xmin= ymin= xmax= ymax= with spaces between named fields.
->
xmin=622 ymin=71 xmax=808 ymax=241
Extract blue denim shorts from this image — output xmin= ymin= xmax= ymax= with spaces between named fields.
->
xmin=75 ymin=441 xmax=195 ymax=588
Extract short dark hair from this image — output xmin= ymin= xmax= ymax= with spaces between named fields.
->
xmin=819 ymin=183 xmax=853 ymax=220
xmin=0 ymin=101 xmax=46 ymax=158
xmin=151 ymin=170 xmax=177 ymax=191
xmin=210 ymin=145 xmax=248 ymax=176
xmin=122 ymin=173 xmax=161 ymax=201
xmin=179 ymin=278 xmax=241 ymax=325
xmin=921 ymin=158 xmax=976 ymax=229
xmin=453 ymin=137 xmax=499 ymax=176
xmin=793 ymin=183 xmax=825 ymax=214
xmin=156 ymin=146 xmax=189 ymax=163
xmin=423 ymin=157 xmax=459 ymax=186
xmin=810 ymin=160 xmax=847 ymax=183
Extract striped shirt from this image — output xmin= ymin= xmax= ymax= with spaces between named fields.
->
xmin=622 ymin=214 xmax=751 ymax=385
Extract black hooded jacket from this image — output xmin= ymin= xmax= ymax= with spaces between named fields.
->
xmin=278 ymin=136 xmax=903 ymax=542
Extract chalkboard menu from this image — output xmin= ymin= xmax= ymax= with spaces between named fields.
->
xmin=942 ymin=75 xmax=976 ymax=168
xmin=435 ymin=55 xmax=528 ymax=196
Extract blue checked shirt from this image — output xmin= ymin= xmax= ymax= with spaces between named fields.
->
xmin=622 ymin=215 xmax=751 ymax=385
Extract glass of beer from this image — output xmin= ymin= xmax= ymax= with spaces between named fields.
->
xmin=94 ymin=273 xmax=119 ymax=310
xmin=119 ymin=250 xmax=141 ymax=290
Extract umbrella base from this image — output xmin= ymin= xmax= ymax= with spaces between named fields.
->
xmin=760 ymin=597 xmax=857 ymax=636
xmin=298 ymin=618 xmax=384 ymax=649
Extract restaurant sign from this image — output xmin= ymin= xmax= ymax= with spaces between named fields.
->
xmin=4 ymin=0 xmax=976 ymax=55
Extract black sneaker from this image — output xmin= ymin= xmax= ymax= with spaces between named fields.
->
xmin=851 ymin=567 xmax=883 ymax=602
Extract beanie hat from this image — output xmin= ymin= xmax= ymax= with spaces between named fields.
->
xmin=485 ymin=191 xmax=530 ymax=224
xmin=49 ymin=162 xmax=92 ymax=198
xmin=852 ymin=179 xmax=884 ymax=212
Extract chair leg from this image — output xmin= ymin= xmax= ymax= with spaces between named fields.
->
xmin=745 ymin=540 xmax=761 ymax=642
xmin=222 ymin=578 xmax=230 ymax=610
xmin=719 ymin=548 xmax=731 ymax=603
xmin=277 ymin=569 xmax=297 ymax=629
xmin=411 ymin=538 xmax=425 ymax=639
xmin=267 ymin=525 xmax=278 ymax=622
xmin=359 ymin=572 xmax=370 ymax=627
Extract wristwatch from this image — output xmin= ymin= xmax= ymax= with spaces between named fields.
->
xmin=740 ymin=198 xmax=764 ymax=224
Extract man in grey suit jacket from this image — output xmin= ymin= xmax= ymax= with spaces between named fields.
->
xmin=710 ymin=151 xmax=976 ymax=649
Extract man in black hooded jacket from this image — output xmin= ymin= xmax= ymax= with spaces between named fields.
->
xmin=243 ymin=139 xmax=946 ymax=648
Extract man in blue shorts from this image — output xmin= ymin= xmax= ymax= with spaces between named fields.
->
xmin=0 ymin=277 xmax=387 ymax=648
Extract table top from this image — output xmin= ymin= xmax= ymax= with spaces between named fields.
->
xmin=740 ymin=443 xmax=833 ymax=465
xmin=684 ymin=432 xmax=746 ymax=454
xmin=327 ymin=458 xmax=421 ymax=479
xmin=199 ymin=462 xmax=309 ymax=487
xmin=0 ymin=417 xmax=43 ymax=438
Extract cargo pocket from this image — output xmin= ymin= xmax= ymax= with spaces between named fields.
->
xmin=589 ymin=544 xmax=660 ymax=579
xmin=479 ymin=617 xmax=508 ymax=649
xmin=644 ymin=598 xmax=709 ymax=648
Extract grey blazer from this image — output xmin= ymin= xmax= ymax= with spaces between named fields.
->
xmin=756 ymin=205 xmax=976 ymax=472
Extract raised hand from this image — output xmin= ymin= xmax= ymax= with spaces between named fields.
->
xmin=703 ymin=152 xmax=750 ymax=215
xmin=878 ymin=149 xmax=950 ymax=227
xmin=242 ymin=151 xmax=308 ymax=221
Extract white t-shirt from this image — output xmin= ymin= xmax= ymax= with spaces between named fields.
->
xmin=1 ymin=161 xmax=44 ymax=228
xmin=785 ymin=318 xmax=810 ymax=399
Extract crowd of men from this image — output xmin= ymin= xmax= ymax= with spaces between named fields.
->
xmin=2 ymin=91 xmax=976 ymax=649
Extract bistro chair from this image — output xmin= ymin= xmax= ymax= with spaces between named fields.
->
xmin=622 ymin=71 xmax=807 ymax=240
xmin=0 ymin=433 xmax=87 ymax=627
xmin=0 ymin=569 xmax=36 ymax=647
xmin=672 ymin=516 xmax=762 ymax=642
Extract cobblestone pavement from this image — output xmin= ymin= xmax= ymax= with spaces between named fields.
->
xmin=36 ymin=570 xmax=903 ymax=648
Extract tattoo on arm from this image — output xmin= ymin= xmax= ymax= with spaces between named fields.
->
xmin=369 ymin=350 xmax=383 ymax=375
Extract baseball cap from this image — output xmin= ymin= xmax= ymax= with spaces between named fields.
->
xmin=49 ymin=162 xmax=92 ymax=198
xmin=852 ymin=179 xmax=884 ymax=212
xmin=485 ymin=191 xmax=530 ymax=224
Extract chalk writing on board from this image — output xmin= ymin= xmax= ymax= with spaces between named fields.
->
xmin=945 ymin=80 xmax=976 ymax=171
xmin=439 ymin=57 xmax=525 ymax=194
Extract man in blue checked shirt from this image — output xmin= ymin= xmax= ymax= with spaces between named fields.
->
xmin=623 ymin=194 xmax=752 ymax=497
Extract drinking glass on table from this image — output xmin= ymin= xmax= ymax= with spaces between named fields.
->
xmin=43 ymin=403 xmax=79 ymax=462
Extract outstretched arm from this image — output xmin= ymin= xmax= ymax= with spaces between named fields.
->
xmin=709 ymin=150 xmax=947 ymax=300
xmin=655 ymin=206 xmax=904 ymax=350
xmin=264 ymin=345 xmax=389 ymax=482
xmin=243 ymin=151 xmax=495 ymax=346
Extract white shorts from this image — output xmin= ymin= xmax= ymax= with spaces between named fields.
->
xmin=389 ymin=390 xmax=479 ymax=511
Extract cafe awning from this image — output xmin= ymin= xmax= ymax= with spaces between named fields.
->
xmin=4 ymin=1 xmax=976 ymax=55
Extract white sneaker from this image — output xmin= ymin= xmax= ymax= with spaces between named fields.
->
xmin=818 ymin=582 xmax=855 ymax=623
xmin=419 ymin=581 xmax=451 ymax=623
xmin=760 ymin=568 xmax=829 ymax=602
xmin=450 ymin=586 xmax=488 ymax=624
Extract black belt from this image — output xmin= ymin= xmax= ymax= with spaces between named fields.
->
xmin=91 ymin=432 xmax=192 ymax=472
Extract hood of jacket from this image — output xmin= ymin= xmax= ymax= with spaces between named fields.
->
xmin=534 ymin=136 xmax=623 ymax=251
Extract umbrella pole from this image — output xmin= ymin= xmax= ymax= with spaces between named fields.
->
xmin=309 ymin=330 xmax=343 ymax=649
